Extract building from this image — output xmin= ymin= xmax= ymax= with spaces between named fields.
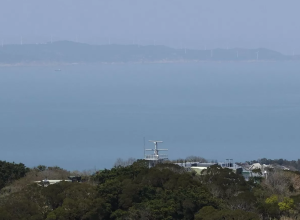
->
xmin=174 ymin=160 xmax=243 ymax=175
xmin=34 ymin=176 xmax=82 ymax=187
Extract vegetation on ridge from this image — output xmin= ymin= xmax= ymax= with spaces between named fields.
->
xmin=1 ymin=159 xmax=300 ymax=219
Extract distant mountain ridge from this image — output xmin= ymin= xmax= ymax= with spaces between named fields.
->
xmin=0 ymin=41 xmax=297 ymax=64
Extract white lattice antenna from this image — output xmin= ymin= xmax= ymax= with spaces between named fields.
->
xmin=144 ymin=140 xmax=168 ymax=161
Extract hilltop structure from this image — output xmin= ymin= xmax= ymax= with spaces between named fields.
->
xmin=144 ymin=140 xmax=168 ymax=167
xmin=174 ymin=160 xmax=243 ymax=175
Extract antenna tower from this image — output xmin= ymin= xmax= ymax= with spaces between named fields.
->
xmin=144 ymin=140 xmax=168 ymax=167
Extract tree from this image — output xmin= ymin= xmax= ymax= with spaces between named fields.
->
xmin=3 ymin=158 xmax=300 ymax=219
xmin=200 ymin=165 xmax=250 ymax=199
xmin=0 ymin=160 xmax=28 ymax=190
xmin=278 ymin=197 xmax=294 ymax=212
xmin=113 ymin=157 xmax=136 ymax=168
xmin=195 ymin=206 xmax=259 ymax=220
xmin=263 ymin=169 xmax=293 ymax=196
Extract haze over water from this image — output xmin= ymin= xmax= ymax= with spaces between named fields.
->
xmin=1 ymin=62 xmax=300 ymax=170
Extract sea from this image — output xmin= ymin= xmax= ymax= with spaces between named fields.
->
xmin=1 ymin=62 xmax=300 ymax=171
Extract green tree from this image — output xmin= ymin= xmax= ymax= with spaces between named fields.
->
xmin=0 ymin=160 xmax=28 ymax=189
xmin=195 ymin=206 xmax=259 ymax=220
xmin=278 ymin=197 xmax=294 ymax=212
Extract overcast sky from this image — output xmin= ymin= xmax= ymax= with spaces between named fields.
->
xmin=0 ymin=0 xmax=299 ymax=54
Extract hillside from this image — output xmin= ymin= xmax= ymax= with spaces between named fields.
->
xmin=0 ymin=41 xmax=295 ymax=65
xmin=2 ymin=159 xmax=300 ymax=219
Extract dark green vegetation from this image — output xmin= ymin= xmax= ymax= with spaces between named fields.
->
xmin=0 ymin=41 xmax=297 ymax=64
xmin=1 ymin=159 xmax=300 ymax=219
xmin=0 ymin=160 xmax=28 ymax=189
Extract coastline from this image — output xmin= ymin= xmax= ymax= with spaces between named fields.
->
xmin=0 ymin=59 xmax=295 ymax=67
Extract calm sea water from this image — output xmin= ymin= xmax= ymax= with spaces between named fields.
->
xmin=1 ymin=62 xmax=300 ymax=170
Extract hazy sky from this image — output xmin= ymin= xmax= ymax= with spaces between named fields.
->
xmin=0 ymin=0 xmax=299 ymax=54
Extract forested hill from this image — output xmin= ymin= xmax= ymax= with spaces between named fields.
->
xmin=0 ymin=41 xmax=296 ymax=64
xmin=2 ymin=159 xmax=300 ymax=219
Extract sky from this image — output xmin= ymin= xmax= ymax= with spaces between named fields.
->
xmin=0 ymin=0 xmax=299 ymax=54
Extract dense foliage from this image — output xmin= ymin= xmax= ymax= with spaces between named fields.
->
xmin=0 ymin=160 xmax=28 ymax=190
xmin=1 ymin=159 xmax=300 ymax=219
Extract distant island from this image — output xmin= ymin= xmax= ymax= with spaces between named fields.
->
xmin=0 ymin=41 xmax=299 ymax=65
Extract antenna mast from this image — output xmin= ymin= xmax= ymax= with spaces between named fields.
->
xmin=144 ymin=140 xmax=168 ymax=167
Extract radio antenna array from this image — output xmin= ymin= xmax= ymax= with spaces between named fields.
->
xmin=144 ymin=140 xmax=168 ymax=163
